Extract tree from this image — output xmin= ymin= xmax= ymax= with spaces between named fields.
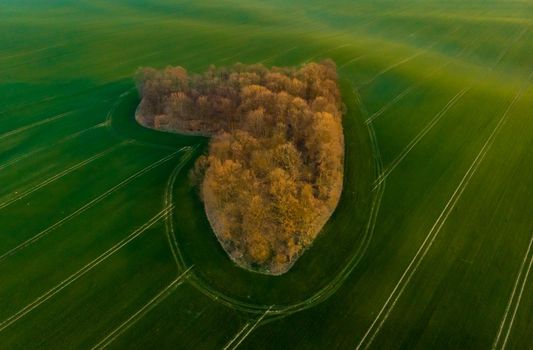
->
xmin=135 ymin=60 xmax=344 ymax=274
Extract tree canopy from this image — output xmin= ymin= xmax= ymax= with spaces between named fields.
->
xmin=136 ymin=60 xmax=344 ymax=275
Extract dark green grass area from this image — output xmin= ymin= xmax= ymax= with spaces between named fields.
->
xmin=0 ymin=0 xmax=532 ymax=349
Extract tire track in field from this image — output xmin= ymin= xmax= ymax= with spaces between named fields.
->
xmin=492 ymin=232 xmax=533 ymax=350
xmin=0 ymin=111 xmax=75 ymax=141
xmin=223 ymin=323 xmax=251 ymax=350
xmin=338 ymin=34 xmax=423 ymax=71
xmin=371 ymin=23 xmax=530 ymax=187
xmin=163 ymin=145 xmax=200 ymax=267
xmin=218 ymin=46 xmax=260 ymax=64
xmin=0 ymin=122 xmax=106 ymax=172
xmin=259 ymin=46 xmax=298 ymax=64
xmin=338 ymin=54 xmax=368 ymax=69
xmin=372 ymin=87 xmax=469 ymax=189
xmin=90 ymin=266 xmax=194 ymax=350
xmin=356 ymin=16 xmax=525 ymax=101
xmin=363 ymin=44 xmax=470 ymax=125
xmin=0 ymin=141 xmax=129 ymax=211
xmin=0 ymin=206 xmax=173 ymax=333
xmin=0 ymin=43 xmax=66 ymax=62
xmin=492 ymin=27 xmax=528 ymax=69
xmin=0 ymin=147 xmax=190 ymax=264
xmin=223 ymin=306 xmax=273 ymax=350
xmin=337 ymin=21 xmax=452 ymax=72
xmin=350 ymin=24 xmax=460 ymax=84
xmin=303 ymin=43 xmax=354 ymax=64
xmin=363 ymin=22 xmax=501 ymax=125
xmin=356 ymin=74 xmax=531 ymax=350
xmin=364 ymin=83 xmax=418 ymax=125
xmin=302 ymin=16 xmax=382 ymax=65
xmin=361 ymin=47 xmax=430 ymax=87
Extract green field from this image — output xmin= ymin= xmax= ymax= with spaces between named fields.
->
xmin=1 ymin=1 xmax=532 ymax=349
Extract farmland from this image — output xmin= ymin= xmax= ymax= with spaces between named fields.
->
xmin=1 ymin=1 xmax=532 ymax=349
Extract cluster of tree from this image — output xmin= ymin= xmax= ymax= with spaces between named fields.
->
xmin=136 ymin=60 xmax=344 ymax=275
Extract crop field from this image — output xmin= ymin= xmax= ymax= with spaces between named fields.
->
xmin=1 ymin=0 xmax=532 ymax=349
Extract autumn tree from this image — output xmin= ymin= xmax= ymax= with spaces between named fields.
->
xmin=135 ymin=59 xmax=344 ymax=275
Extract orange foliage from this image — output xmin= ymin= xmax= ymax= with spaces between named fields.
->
xmin=136 ymin=60 xmax=344 ymax=275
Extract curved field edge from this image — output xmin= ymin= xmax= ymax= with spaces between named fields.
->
xmin=85 ymin=77 xmax=382 ymax=320
xmin=162 ymin=79 xmax=383 ymax=314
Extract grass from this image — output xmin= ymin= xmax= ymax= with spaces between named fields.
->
xmin=0 ymin=0 xmax=532 ymax=349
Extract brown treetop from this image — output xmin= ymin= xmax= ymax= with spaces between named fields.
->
xmin=136 ymin=59 xmax=344 ymax=275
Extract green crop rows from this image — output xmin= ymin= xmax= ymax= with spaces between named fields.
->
xmin=0 ymin=1 xmax=531 ymax=349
